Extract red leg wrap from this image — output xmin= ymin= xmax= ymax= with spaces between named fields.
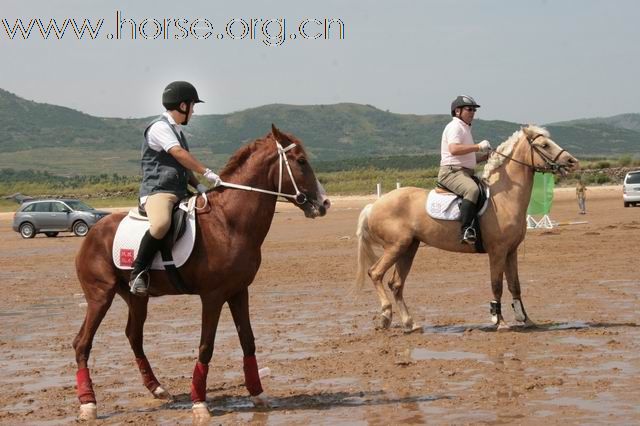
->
xmin=135 ymin=357 xmax=160 ymax=393
xmin=76 ymin=368 xmax=96 ymax=404
xmin=243 ymin=355 xmax=263 ymax=396
xmin=190 ymin=362 xmax=209 ymax=403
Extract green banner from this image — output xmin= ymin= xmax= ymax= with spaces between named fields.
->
xmin=527 ymin=173 xmax=555 ymax=215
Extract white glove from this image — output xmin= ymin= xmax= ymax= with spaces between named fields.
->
xmin=203 ymin=168 xmax=221 ymax=187
xmin=478 ymin=140 xmax=492 ymax=153
xmin=196 ymin=183 xmax=208 ymax=194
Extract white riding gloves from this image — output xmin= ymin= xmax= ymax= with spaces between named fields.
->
xmin=478 ymin=140 xmax=492 ymax=153
xmin=203 ymin=168 xmax=221 ymax=187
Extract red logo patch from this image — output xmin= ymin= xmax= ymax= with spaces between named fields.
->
xmin=120 ymin=249 xmax=134 ymax=267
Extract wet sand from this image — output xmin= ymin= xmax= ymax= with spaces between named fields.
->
xmin=0 ymin=186 xmax=639 ymax=424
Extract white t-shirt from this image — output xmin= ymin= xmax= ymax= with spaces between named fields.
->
xmin=440 ymin=117 xmax=476 ymax=169
xmin=146 ymin=112 xmax=183 ymax=152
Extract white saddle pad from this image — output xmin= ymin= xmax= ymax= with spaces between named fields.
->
xmin=426 ymin=189 xmax=490 ymax=221
xmin=112 ymin=206 xmax=197 ymax=270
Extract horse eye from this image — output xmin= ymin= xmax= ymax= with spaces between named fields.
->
xmin=297 ymin=158 xmax=307 ymax=165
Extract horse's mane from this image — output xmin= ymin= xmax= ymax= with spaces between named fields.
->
xmin=219 ymin=132 xmax=307 ymax=178
xmin=482 ymin=125 xmax=549 ymax=180
xmin=219 ymin=137 xmax=268 ymax=177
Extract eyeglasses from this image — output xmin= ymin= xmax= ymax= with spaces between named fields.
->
xmin=463 ymin=107 xmax=477 ymax=112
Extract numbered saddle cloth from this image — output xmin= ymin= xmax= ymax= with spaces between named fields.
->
xmin=112 ymin=202 xmax=197 ymax=270
xmin=426 ymin=188 xmax=490 ymax=221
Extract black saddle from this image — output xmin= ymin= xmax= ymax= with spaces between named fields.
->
xmin=137 ymin=200 xmax=189 ymax=245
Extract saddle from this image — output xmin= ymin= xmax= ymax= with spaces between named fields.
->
xmin=112 ymin=195 xmax=202 ymax=294
xmin=426 ymin=177 xmax=490 ymax=253
xmin=137 ymin=201 xmax=189 ymax=245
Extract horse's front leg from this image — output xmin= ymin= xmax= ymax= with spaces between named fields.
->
xmin=228 ymin=287 xmax=269 ymax=407
xmin=488 ymin=252 xmax=508 ymax=330
xmin=505 ymin=250 xmax=535 ymax=328
xmin=191 ymin=296 xmax=224 ymax=420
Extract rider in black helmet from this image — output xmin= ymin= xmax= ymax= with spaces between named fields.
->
xmin=129 ymin=81 xmax=221 ymax=296
xmin=438 ymin=95 xmax=492 ymax=245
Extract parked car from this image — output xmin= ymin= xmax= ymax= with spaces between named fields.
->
xmin=623 ymin=170 xmax=640 ymax=207
xmin=12 ymin=199 xmax=111 ymax=238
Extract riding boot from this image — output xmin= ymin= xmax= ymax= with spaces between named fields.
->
xmin=129 ymin=231 xmax=163 ymax=296
xmin=459 ymin=199 xmax=478 ymax=245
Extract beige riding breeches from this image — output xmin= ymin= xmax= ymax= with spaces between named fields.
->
xmin=437 ymin=166 xmax=480 ymax=203
xmin=144 ymin=193 xmax=179 ymax=239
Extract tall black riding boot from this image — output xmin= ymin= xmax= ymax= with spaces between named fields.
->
xmin=129 ymin=231 xmax=163 ymax=296
xmin=459 ymin=199 xmax=478 ymax=245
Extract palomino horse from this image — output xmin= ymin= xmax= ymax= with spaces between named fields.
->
xmin=355 ymin=125 xmax=578 ymax=332
xmin=72 ymin=125 xmax=330 ymax=420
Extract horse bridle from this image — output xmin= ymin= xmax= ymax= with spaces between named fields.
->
xmin=490 ymin=133 xmax=567 ymax=173
xmin=215 ymin=139 xmax=308 ymax=204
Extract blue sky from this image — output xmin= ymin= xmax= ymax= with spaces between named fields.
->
xmin=1 ymin=0 xmax=638 ymax=124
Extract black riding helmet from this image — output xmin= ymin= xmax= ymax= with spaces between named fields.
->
xmin=162 ymin=81 xmax=204 ymax=109
xmin=450 ymin=95 xmax=480 ymax=117
xmin=162 ymin=81 xmax=203 ymax=125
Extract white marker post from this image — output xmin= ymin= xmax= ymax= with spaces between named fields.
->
xmin=376 ymin=183 xmax=382 ymax=198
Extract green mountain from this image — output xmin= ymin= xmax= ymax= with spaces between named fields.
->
xmin=0 ymin=88 xmax=638 ymax=175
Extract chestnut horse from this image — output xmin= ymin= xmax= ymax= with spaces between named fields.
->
xmin=355 ymin=125 xmax=578 ymax=332
xmin=72 ymin=125 xmax=330 ymax=420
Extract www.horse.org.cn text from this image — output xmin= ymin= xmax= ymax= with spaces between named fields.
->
xmin=1 ymin=11 xmax=346 ymax=46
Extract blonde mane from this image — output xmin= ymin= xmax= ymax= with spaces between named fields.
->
xmin=482 ymin=125 xmax=549 ymax=180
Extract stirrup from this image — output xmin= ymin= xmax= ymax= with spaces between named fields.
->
xmin=129 ymin=270 xmax=150 ymax=296
xmin=462 ymin=227 xmax=476 ymax=245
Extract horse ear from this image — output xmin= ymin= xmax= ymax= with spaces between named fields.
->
xmin=521 ymin=125 xmax=532 ymax=138
xmin=271 ymin=124 xmax=292 ymax=146
xmin=271 ymin=124 xmax=282 ymax=140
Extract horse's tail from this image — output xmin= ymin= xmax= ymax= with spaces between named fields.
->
xmin=355 ymin=203 xmax=378 ymax=292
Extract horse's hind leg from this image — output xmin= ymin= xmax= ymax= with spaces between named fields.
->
xmin=369 ymin=243 xmax=409 ymax=329
xmin=72 ymin=284 xmax=116 ymax=420
xmin=505 ymin=250 xmax=535 ymax=328
xmin=118 ymin=288 xmax=171 ymax=399
xmin=228 ymin=288 xmax=268 ymax=407
xmin=387 ymin=240 xmax=421 ymax=333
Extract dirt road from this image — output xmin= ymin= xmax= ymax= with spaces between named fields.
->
xmin=0 ymin=186 xmax=638 ymax=424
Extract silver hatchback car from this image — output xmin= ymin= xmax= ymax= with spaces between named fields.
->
xmin=12 ymin=199 xmax=111 ymax=238
xmin=623 ymin=170 xmax=640 ymax=207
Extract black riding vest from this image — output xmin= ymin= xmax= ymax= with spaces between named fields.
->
xmin=139 ymin=115 xmax=190 ymax=199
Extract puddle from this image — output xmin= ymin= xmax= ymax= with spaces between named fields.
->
xmin=544 ymin=321 xmax=590 ymax=330
xmin=420 ymin=324 xmax=493 ymax=334
xmin=557 ymin=336 xmax=601 ymax=346
xmin=411 ymin=348 xmax=489 ymax=362
xmin=310 ymin=377 xmax=360 ymax=387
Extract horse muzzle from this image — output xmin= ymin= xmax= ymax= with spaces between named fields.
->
xmin=303 ymin=197 xmax=331 ymax=218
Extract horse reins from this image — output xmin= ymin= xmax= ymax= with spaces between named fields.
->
xmin=489 ymin=133 xmax=566 ymax=173
xmin=212 ymin=140 xmax=308 ymax=205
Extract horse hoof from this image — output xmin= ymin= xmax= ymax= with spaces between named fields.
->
xmin=378 ymin=314 xmax=392 ymax=329
xmin=78 ymin=402 xmax=97 ymax=421
xmin=403 ymin=323 xmax=422 ymax=334
xmin=192 ymin=402 xmax=211 ymax=420
xmin=251 ymin=392 xmax=271 ymax=408
xmin=497 ymin=322 xmax=511 ymax=331
xmin=152 ymin=386 xmax=172 ymax=400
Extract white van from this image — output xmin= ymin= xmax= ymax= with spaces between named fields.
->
xmin=623 ymin=170 xmax=640 ymax=207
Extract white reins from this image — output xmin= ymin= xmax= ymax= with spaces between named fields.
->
xmin=215 ymin=140 xmax=307 ymax=205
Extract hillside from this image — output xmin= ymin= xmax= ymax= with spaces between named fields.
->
xmin=0 ymin=88 xmax=638 ymax=175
